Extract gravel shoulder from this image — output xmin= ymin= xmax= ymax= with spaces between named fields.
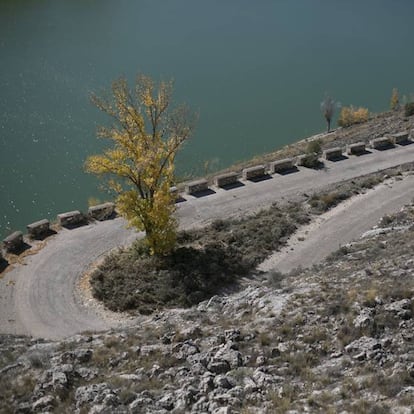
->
xmin=1 ymin=143 xmax=414 ymax=339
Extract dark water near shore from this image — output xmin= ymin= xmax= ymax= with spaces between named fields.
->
xmin=1 ymin=0 xmax=414 ymax=238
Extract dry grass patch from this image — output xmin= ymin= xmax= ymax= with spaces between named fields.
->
xmin=91 ymin=202 xmax=308 ymax=314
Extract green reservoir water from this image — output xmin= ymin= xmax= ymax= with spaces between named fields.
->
xmin=1 ymin=1 xmax=414 ymax=238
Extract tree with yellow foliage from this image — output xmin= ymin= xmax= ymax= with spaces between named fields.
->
xmin=85 ymin=74 xmax=196 ymax=255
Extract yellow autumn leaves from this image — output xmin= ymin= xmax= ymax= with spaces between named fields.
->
xmin=338 ymin=106 xmax=369 ymax=128
xmin=86 ymin=74 xmax=196 ymax=255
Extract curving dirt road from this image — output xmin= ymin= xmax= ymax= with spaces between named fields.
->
xmin=1 ymin=143 xmax=414 ymax=339
xmin=259 ymin=175 xmax=414 ymax=273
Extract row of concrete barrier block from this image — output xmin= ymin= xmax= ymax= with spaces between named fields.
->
xmin=325 ymin=132 xmax=411 ymax=159
xmin=184 ymin=159 xmax=298 ymax=195
xmin=183 ymin=147 xmax=350 ymax=195
xmin=183 ymin=131 xmax=412 ymax=195
xmin=1 ymin=202 xmax=116 ymax=255
xmin=2 ymin=131 xmax=411 ymax=255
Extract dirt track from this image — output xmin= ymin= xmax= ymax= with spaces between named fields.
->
xmin=1 ymin=143 xmax=414 ymax=339
xmin=259 ymin=176 xmax=414 ymax=273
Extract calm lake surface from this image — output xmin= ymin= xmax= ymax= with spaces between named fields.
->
xmin=1 ymin=0 xmax=414 ymax=238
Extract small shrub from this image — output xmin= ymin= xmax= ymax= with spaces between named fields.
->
xmin=362 ymin=288 xmax=378 ymax=307
xmin=309 ymin=191 xmax=350 ymax=213
xmin=27 ymin=351 xmax=49 ymax=369
xmin=359 ymin=176 xmax=381 ymax=189
xmin=404 ymin=102 xmax=414 ymax=117
xmin=338 ymin=106 xmax=369 ymax=127
xmin=303 ymin=327 xmax=327 ymax=343
xmin=259 ymin=331 xmax=272 ymax=346
xmin=306 ymin=139 xmax=322 ymax=155
xmin=297 ymin=140 xmax=324 ymax=169
xmin=326 ymin=246 xmax=350 ymax=262
xmin=301 ymin=153 xmax=322 ymax=169
xmin=211 ymin=219 xmax=228 ymax=231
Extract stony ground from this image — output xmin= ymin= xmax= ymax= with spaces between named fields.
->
xmin=1 ymin=202 xmax=414 ymax=413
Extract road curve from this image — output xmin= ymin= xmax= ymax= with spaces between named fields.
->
xmin=259 ymin=175 xmax=414 ymax=273
xmin=1 ymin=143 xmax=414 ymax=339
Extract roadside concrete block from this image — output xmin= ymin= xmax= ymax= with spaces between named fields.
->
xmin=390 ymin=132 xmax=410 ymax=145
xmin=347 ymin=142 xmax=366 ymax=155
xmin=3 ymin=231 xmax=24 ymax=252
xmin=88 ymin=202 xmax=115 ymax=221
xmin=169 ymin=186 xmax=179 ymax=199
xmin=214 ymin=172 xmax=239 ymax=187
xmin=27 ymin=219 xmax=50 ymax=239
xmin=324 ymin=147 xmax=343 ymax=160
xmin=170 ymin=186 xmax=187 ymax=202
xmin=242 ymin=165 xmax=266 ymax=180
xmin=296 ymin=154 xmax=308 ymax=166
xmin=370 ymin=136 xmax=393 ymax=150
xmin=57 ymin=210 xmax=85 ymax=228
xmin=185 ymin=179 xmax=209 ymax=195
xmin=269 ymin=158 xmax=294 ymax=173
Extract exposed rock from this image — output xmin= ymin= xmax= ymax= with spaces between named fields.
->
xmin=52 ymin=371 xmax=68 ymax=390
xmin=129 ymin=396 xmax=154 ymax=412
xmin=345 ymin=336 xmax=381 ymax=355
xmin=174 ymin=340 xmax=200 ymax=360
xmin=385 ymin=299 xmax=412 ymax=319
xmin=199 ymin=372 xmax=215 ymax=393
xmin=178 ymin=325 xmax=203 ymax=341
xmin=16 ymin=402 xmax=31 ymax=413
xmin=213 ymin=374 xmax=236 ymax=390
xmin=213 ymin=345 xmax=243 ymax=370
xmin=158 ymin=393 xmax=175 ymax=410
xmin=353 ymin=308 xmax=374 ymax=328
xmin=76 ymin=367 xmax=98 ymax=380
xmin=207 ymin=360 xmax=230 ymax=374
xmin=32 ymin=395 xmax=55 ymax=411
xmin=75 ymin=383 xmax=118 ymax=409
xmin=253 ymin=367 xmax=283 ymax=388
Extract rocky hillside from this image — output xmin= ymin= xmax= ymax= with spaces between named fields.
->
xmin=1 ymin=201 xmax=414 ymax=413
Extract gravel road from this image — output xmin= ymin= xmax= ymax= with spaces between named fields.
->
xmin=259 ymin=175 xmax=414 ymax=273
xmin=1 ymin=143 xmax=414 ymax=339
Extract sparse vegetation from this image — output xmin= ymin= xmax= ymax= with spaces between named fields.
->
xmin=309 ymin=190 xmax=350 ymax=212
xmin=404 ymin=101 xmax=414 ymax=117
